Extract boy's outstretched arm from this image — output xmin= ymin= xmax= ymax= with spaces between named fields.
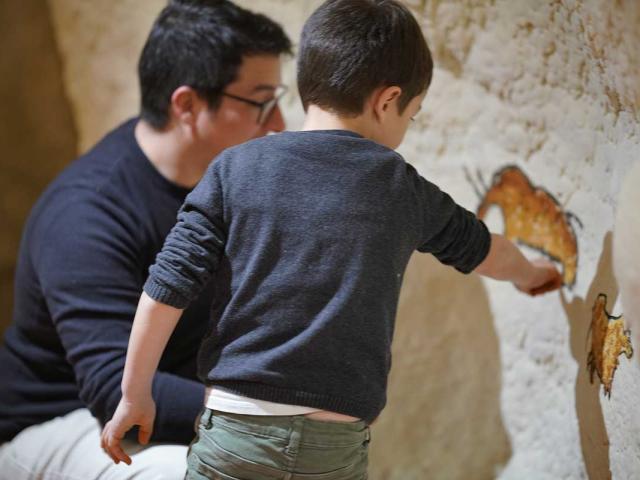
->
xmin=474 ymin=233 xmax=563 ymax=295
xmin=100 ymin=292 xmax=183 ymax=465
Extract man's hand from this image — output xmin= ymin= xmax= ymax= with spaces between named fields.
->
xmin=100 ymin=395 xmax=156 ymax=465
xmin=515 ymin=258 xmax=563 ymax=296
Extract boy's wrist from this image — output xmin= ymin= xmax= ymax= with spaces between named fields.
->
xmin=121 ymin=382 xmax=153 ymax=401
xmin=513 ymin=261 xmax=538 ymax=290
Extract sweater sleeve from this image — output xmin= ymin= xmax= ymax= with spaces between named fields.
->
xmin=413 ymin=169 xmax=491 ymax=274
xmin=144 ymin=160 xmax=227 ymax=309
xmin=35 ymin=188 xmax=204 ymax=444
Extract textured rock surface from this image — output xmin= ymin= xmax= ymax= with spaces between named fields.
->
xmin=614 ymin=161 xmax=640 ymax=357
xmin=47 ymin=0 xmax=165 ymax=152
xmin=399 ymin=2 xmax=640 ymax=478
xmin=5 ymin=0 xmax=639 ymax=477
xmin=370 ymin=253 xmax=511 ymax=478
xmin=0 ymin=0 xmax=77 ymax=334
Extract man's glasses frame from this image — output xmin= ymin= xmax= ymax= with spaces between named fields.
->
xmin=222 ymin=85 xmax=288 ymax=125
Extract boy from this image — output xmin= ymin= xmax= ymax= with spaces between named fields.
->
xmin=102 ymin=0 xmax=562 ymax=477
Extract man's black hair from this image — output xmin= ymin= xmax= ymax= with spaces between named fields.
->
xmin=298 ymin=0 xmax=432 ymax=116
xmin=139 ymin=0 xmax=292 ymax=129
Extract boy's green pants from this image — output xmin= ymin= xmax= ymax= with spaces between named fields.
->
xmin=186 ymin=409 xmax=370 ymax=479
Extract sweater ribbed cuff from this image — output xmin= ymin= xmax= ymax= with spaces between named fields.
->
xmin=458 ymin=221 xmax=492 ymax=275
xmin=143 ymin=276 xmax=191 ymax=309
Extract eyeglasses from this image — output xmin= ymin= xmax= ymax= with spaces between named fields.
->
xmin=222 ymin=85 xmax=288 ymax=125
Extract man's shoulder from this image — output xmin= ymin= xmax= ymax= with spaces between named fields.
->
xmin=48 ymin=118 xmax=140 ymax=192
xmin=25 ymin=120 xmax=158 ymax=244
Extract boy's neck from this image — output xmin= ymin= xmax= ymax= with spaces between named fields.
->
xmin=301 ymin=104 xmax=375 ymax=139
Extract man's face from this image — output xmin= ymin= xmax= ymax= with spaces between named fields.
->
xmin=196 ymin=54 xmax=285 ymax=159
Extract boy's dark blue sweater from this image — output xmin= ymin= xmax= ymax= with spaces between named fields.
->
xmin=0 ymin=119 xmax=212 ymax=443
xmin=144 ymin=130 xmax=491 ymax=423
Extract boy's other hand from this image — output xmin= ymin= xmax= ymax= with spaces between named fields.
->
xmin=100 ymin=395 xmax=156 ymax=465
xmin=515 ymin=258 xmax=563 ymax=296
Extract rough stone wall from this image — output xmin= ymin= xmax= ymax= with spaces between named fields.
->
xmin=614 ymin=161 xmax=640 ymax=354
xmin=46 ymin=0 xmax=166 ymax=152
xmin=397 ymin=2 xmax=640 ymax=478
xmin=12 ymin=0 xmax=640 ymax=478
xmin=0 ymin=0 xmax=77 ymax=335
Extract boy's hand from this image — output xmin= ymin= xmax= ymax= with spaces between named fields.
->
xmin=101 ymin=395 xmax=156 ymax=465
xmin=515 ymin=258 xmax=563 ymax=296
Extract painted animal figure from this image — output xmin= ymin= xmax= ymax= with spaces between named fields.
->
xmin=472 ymin=165 xmax=580 ymax=287
xmin=588 ymin=294 xmax=633 ymax=397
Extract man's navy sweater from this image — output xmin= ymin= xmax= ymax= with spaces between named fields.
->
xmin=144 ymin=130 xmax=491 ymax=423
xmin=0 ymin=119 xmax=212 ymax=443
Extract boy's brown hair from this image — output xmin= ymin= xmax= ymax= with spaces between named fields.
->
xmin=297 ymin=0 xmax=433 ymax=116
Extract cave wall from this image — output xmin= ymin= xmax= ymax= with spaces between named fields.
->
xmin=0 ymin=0 xmax=77 ymax=335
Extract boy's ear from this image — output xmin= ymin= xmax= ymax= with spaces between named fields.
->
xmin=169 ymin=86 xmax=203 ymax=129
xmin=372 ymin=86 xmax=402 ymax=122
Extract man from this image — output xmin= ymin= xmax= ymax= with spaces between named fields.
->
xmin=0 ymin=0 xmax=291 ymax=478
